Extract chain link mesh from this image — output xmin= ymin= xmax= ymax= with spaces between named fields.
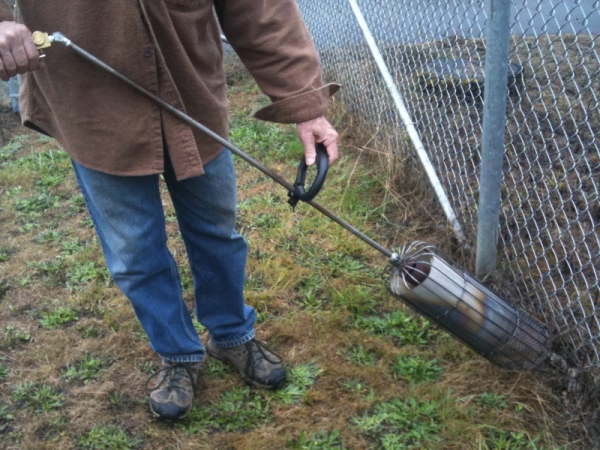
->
xmin=297 ymin=0 xmax=600 ymax=369
xmin=0 ymin=81 xmax=10 ymax=109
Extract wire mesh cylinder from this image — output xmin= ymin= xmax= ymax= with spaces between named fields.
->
xmin=388 ymin=242 xmax=550 ymax=370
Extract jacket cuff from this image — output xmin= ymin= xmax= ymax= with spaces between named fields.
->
xmin=0 ymin=3 xmax=14 ymax=21
xmin=254 ymin=83 xmax=341 ymax=124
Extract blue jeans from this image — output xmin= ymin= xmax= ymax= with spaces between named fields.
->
xmin=72 ymin=149 xmax=256 ymax=363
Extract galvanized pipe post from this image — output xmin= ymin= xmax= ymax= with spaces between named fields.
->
xmin=8 ymin=75 xmax=20 ymax=112
xmin=476 ymin=0 xmax=512 ymax=279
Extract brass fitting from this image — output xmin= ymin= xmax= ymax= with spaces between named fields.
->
xmin=32 ymin=31 xmax=52 ymax=56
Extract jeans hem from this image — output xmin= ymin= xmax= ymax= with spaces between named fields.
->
xmin=210 ymin=329 xmax=255 ymax=349
xmin=158 ymin=352 xmax=206 ymax=364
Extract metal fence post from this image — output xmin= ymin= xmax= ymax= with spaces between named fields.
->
xmin=8 ymin=75 xmax=20 ymax=113
xmin=475 ymin=0 xmax=512 ymax=279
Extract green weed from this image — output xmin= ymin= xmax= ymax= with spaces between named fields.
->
xmin=108 ymin=391 xmax=134 ymax=413
xmin=481 ymin=428 xmax=542 ymax=449
xmin=203 ymin=357 xmax=234 ymax=377
xmin=79 ymin=216 xmax=95 ymax=228
xmin=67 ymin=194 xmax=87 ymax=214
xmin=230 ymin=117 xmax=299 ymax=161
xmin=37 ymin=417 xmax=68 ymax=441
xmin=324 ymin=253 xmax=366 ymax=277
xmin=274 ymin=363 xmax=322 ymax=405
xmin=180 ymin=267 xmax=194 ymax=293
xmin=66 ymin=260 xmax=109 ymax=289
xmin=182 ymin=386 xmax=271 ymax=434
xmin=0 ymin=279 xmax=9 ymax=299
xmin=0 ymin=404 xmax=14 ymax=433
xmin=0 ymin=246 xmax=15 ymax=262
xmin=63 ymin=354 xmax=109 ymax=384
xmin=354 ymin=310 xmax=432 ymax=346
xmin=352 ymin=397 xmax=442 ymax=449
xmin=17 ymin=221 xmax=40 ymax=233
xmin=339 ymin=345 xmax=378 ymax=366
xmin=35 ymin=172 xmax=67 ymax=188
xmin=78 ymin=324 xmax=105 ymax=339
xmin=60 ymin=238 xmax=86 ymax=255
xmin=294 ymin=274 xmax=326 ymax=311
xmin=0 ymin=135 xmax=28 ymax=163
xmin=76 ymin=425 xmax=141 ymax=450
xmin=1 ymin=324 xmax=31 ymax=348
xmin=39 ymin=306 xmax=79 ymax=329
xmin=392 ymin=355 xmax=444 ymax=383
xmin=0 ymin=362 xmax=8 ymax=380
xmin=138 ymin=360 xmax=156 ymax=376
xmin=35 ymin=230 xmax=63 ymax=245
xmin=476 ymin=392 xmax=508 ymax=410
xmin=244 ymin=272 xmax=266 ymax=292
xmin=12 ymin=381 xmax=64 ymax=413
xmin=252 ymin=213 xmax=281 ymax=229
xmin=331 ymin=284 xmax=378 ymax=316
xmin=5 ymin=185 xmax=23 ymax=198
xmin=288 ymin=429 xmax=346 ymax=449
xmin=338 ymin=378 xmax=375 ymax=398
xmin=28 ymin=257 xmax=66 ymax=284
xmin=13 ymin=192 xmax=60 ymax=214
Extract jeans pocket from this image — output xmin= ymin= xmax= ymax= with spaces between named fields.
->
xmin=164 ymin=0 xmax=204 ymax=11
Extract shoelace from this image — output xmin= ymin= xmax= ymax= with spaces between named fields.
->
xmin=145 ymin=362 xmax=200 ymax=393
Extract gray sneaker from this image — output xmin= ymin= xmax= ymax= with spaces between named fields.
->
xmin=206 ymin=338 xmax=286 ymax=390
xmin=148 ymin=360 xmax=202 ymax=420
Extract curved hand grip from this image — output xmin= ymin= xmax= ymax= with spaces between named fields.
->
xmin=288 ymin=143 xmax=329 ymax=208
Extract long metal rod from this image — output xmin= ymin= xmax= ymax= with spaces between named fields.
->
xmin=475 ymin=0 xmax=512 ymax=278
xmin=347 ymin=0 xmax=465 ymax=241
xmin=49 ymin=32 xmax=393 ymax=259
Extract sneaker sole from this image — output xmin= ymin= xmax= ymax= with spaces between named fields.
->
xmin=149 ymin=403 xmax=193 ymax=421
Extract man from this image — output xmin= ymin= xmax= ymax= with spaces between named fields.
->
xmin=0 ymin=1 xmax=339 ymax=420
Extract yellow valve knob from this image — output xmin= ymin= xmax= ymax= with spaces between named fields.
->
xmin=32 ymin=31 xmax=51 ymax=51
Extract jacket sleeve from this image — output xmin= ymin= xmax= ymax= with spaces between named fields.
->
xmin=0 ymin=2 xmax=14 ymax=21
xmin=215 ymin=0 xmax=340 ymax=124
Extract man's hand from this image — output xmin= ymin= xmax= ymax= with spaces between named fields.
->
xmin=0 ymin=21 xmax=44 ymax=82
xmin=296 ymin=115 xmax=339 ymax=166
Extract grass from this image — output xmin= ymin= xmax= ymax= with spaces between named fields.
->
xmin=63 ymin=354 xmax=110 ymax=384
xmin=392 ymin=354 xmax=445 ymax=383
xmin=352 ymin=397 xmax=443 ymax=449
xmin=12 ymin=381 xmax=64 ymax=413
xmin=0 ymin=76 xmax=575 ymax=449
xmin=39 ymin=306 xmax=79 ymax=329
xmin=76 ymin=426 xmax=142 ymax=450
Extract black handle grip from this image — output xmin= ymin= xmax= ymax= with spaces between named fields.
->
xmin=288 ymin=143 xmax=329 ymax=208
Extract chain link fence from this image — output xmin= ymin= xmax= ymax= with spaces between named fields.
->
xmin=0 ymin=77 xmax=20 ymax=112
xmin=297 ymin=0 xmax=600 ymax=370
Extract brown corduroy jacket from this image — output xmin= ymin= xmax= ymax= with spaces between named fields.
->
xmin=0 ymin=0 xmax=339 ymax=179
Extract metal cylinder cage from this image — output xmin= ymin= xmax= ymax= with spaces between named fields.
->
xmin=388 ymin=242 xmax=551 ymax=371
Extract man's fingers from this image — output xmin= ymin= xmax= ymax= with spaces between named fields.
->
xmin=302 ymin=134 xmax=317 ymax=165
xmin=21 ymin=34 xmax=41 ymax=72
xmin=0 ymin=22 xmax=42 ymax=80
xmin=0 ymin=58 xmax=7 ymax=81
xmin=297 ymin=116 xmax=340 ymax=167
xmin=321 ymin=137 xmax=339 ymax=166
xmin=0 ymin=48 xmax=17 ymax=79
xmin=11 ymin=42 xmax=32 ymax=74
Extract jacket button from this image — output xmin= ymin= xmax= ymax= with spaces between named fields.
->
xmin=144 ymin=50 xmax=153 ymax=58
